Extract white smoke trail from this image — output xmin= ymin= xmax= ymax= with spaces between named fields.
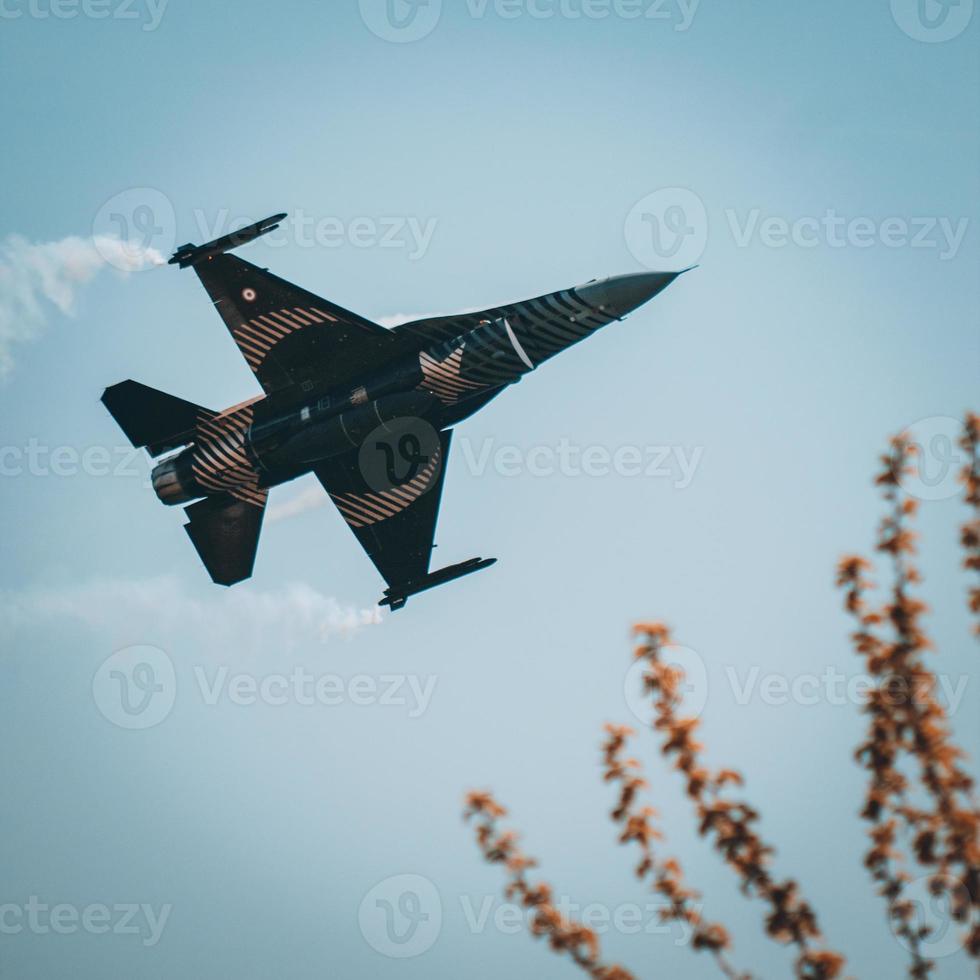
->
xmin=0 ymin=576 xmax=382 ymax=653
xmin=0 ymin=233 xmax=164 ymax=377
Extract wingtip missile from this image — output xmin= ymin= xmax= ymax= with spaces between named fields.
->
xmin=379 ymin=557 xmax=498 ymax=611
xmin=169 ymin=212 xmax=288 ymax=269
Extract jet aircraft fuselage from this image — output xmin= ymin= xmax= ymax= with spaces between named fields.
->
xmin=149 ymin=271 xmax=677 ymax=510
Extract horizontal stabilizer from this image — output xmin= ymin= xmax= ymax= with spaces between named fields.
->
xmin=169 ymin=213 xmax=287 ymax=269
xmin=102 ymin=380 xmax=212 ymax=456
xmin=380 ymin=557 xmax=497 ymax=611
xmin=184 ymin=493 xmax=266 ymax=586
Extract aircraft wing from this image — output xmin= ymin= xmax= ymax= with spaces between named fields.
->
xmin=315 ymin=429 xmax=451 ymax=587
xmin=171 ymin=217 xmax=412 ymax=396
xmin=187 ymin=252 xmax=408 ymax=396
xmin=313 ymin=430 xmax=495 ymax=609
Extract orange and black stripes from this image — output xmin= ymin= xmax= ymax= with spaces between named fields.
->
xmin=408 ymin=290 xmax=618 ymax=404
xmin=191 ymin=404 xmax=266 ymax=508
xmin=329 ymin=443 xmax=443 ymax=528
xmin=417 ymin=344 xmax=489 ymax=404
xmin=233 ymin=307 xmax=337 ymax=370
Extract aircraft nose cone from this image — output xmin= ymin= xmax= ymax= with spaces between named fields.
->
xmin=576 ymin=270 xmax=691 ymax=318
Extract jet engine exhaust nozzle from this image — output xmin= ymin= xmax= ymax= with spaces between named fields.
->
xmin=152 ymin=450 xmax=202 ymax=506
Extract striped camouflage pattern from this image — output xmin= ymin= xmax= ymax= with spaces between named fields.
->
xmin=191 ymin=402 xmax=267 ymax=508
xmin=407 ymin=286 xmax=618 ymax=403
xmin=417 ymin=344 xmax=490 ymax=404
xmin=328 ymin=439 xmax=444 ymax=528
xmin=503 ymin=286 xmax=620 ymax=365
xmin=232 ymin=306 xmax=338 ymax=371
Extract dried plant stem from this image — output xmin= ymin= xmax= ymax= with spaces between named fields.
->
xmin=838 ymin=431 xmax=980 ymax=973
xmin=461 ymin=416 xmax=979 ymax=980
xmin=632 ymin=623 xmax=847 ymax=980
xmin=602 ymin=723 xmax=752 ymax=980
xmin=961 ymin=412 xmax=980 ymax=636
xmin=463 ymin=791 xmax=636 ymax=980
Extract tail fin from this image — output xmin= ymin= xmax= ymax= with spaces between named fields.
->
xmin=102 ymin=380 xmax=213 ymax=457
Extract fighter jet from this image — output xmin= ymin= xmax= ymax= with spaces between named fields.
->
xmin=102 ymin=214 xmax=688 ymax=609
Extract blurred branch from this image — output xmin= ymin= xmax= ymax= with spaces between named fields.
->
xmin=602 ymin=723 xmax=751 ymax=980
xmin=960 ymin=412 xmax=980 ymax=636
xmin=632 ymin=623 xmax=847 ymax=980
xmin=461 ymin=415 xmax=979 ymax=980
xmin=837 ymin=422 xmax=980 ymax=974
xmin=463 ymin=791 xmax=636 ymax=980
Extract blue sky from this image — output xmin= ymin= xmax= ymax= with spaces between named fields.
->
xmin=1 ymin=1 xmax=978 ymax=978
